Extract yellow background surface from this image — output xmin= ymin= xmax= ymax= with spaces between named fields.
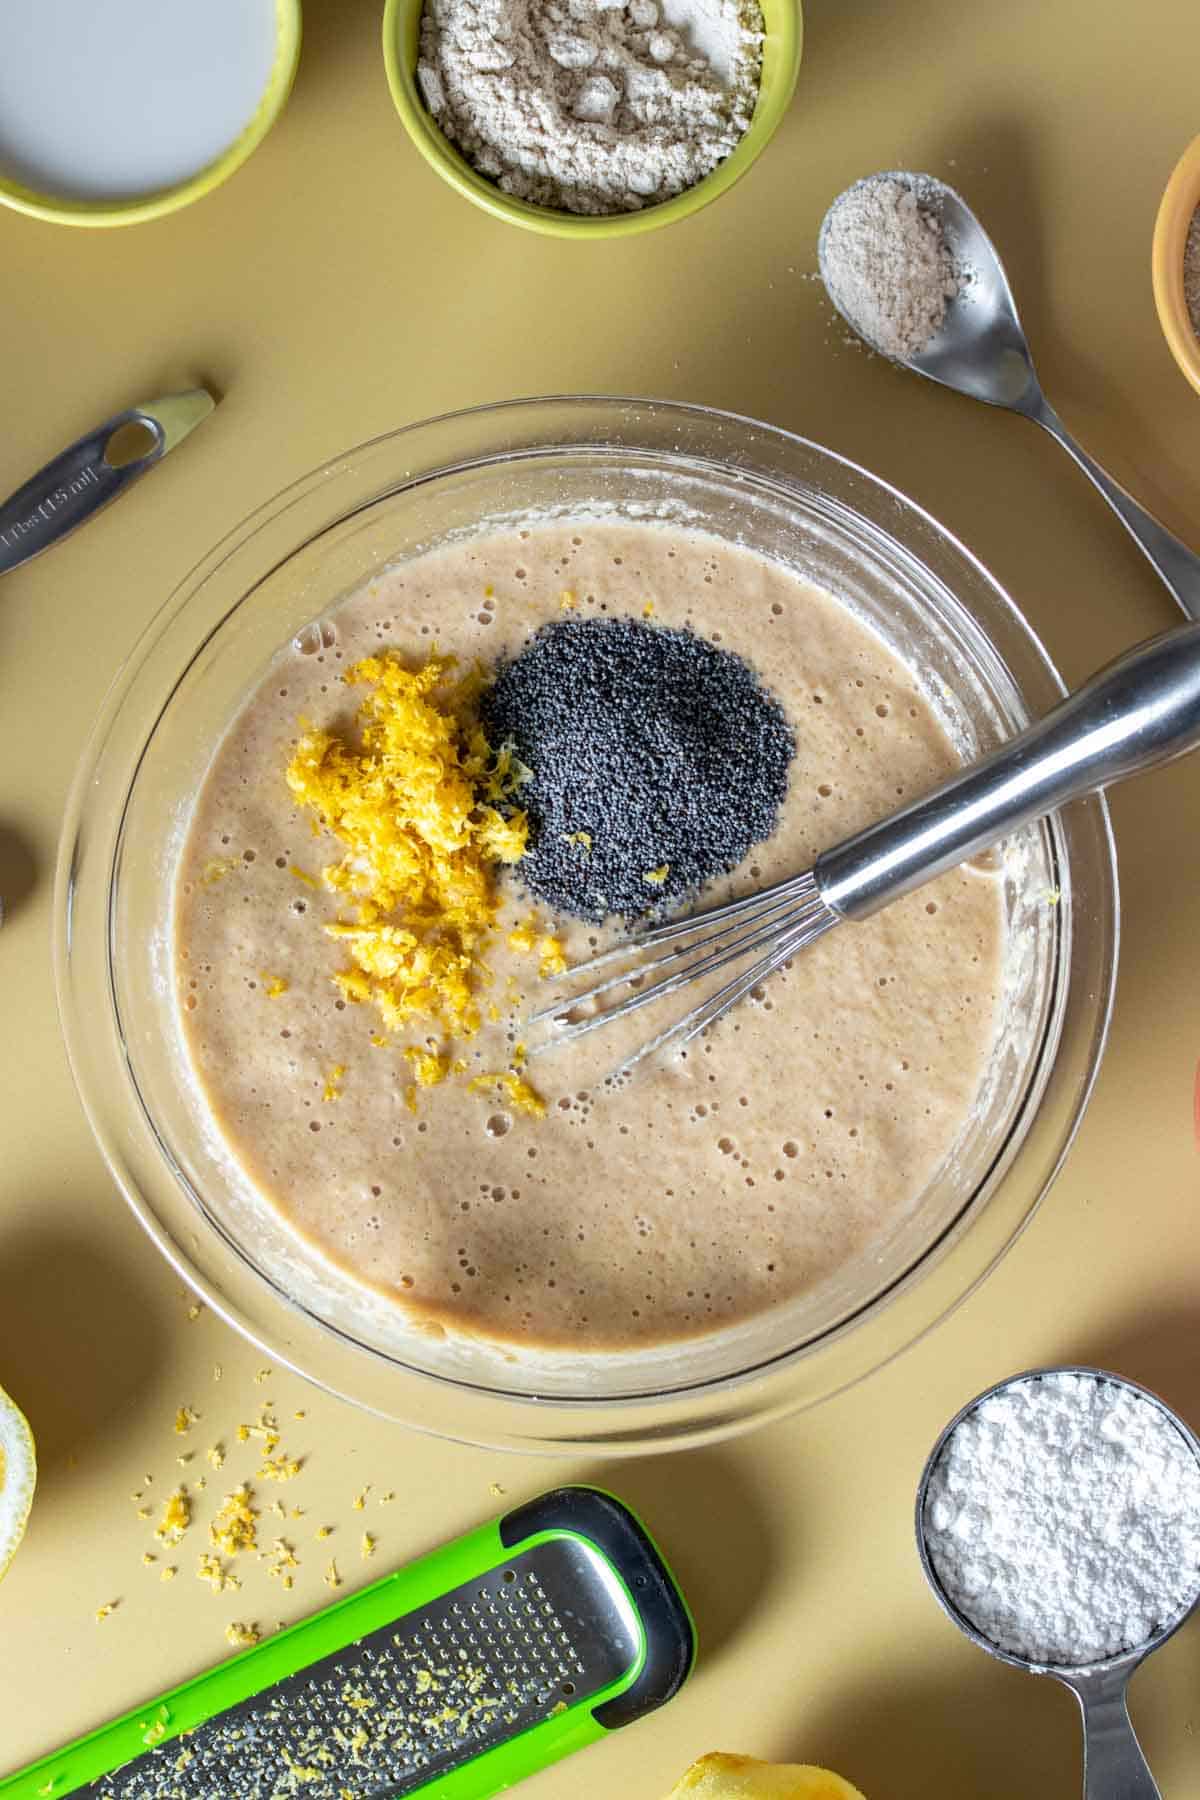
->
xmin=2 ymin=0 xmax=1200 ymax=1792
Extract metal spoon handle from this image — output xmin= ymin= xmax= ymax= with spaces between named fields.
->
xmin=0 ymin=389 xmax=213 ymax=579
xmin=1032 ymin=399 xmax=1200 ymax=623
xmin=1060 ymin=1669 xmax=1161 ymax=1800
xmin=816 ymin=621 xmax=1200 ymax=919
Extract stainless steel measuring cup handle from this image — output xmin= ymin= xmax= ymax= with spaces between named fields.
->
xmin=1028 ymin=395 xmax=1200 ymax=623
xmin=815 ymin=620 xmax=1200 ymax=920
xmin=0 ymin=390 xmax=213 ymax=578
xmin=1056 ymin=1665 xmax=1161 ymax=1800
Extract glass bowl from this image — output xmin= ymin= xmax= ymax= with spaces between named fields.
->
xmin=53 ymin=397 xmax=1118 ymax=1454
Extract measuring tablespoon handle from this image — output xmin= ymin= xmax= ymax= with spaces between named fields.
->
xmin=1060 ymin=1670 xmax=1162 ymax=1800
xmin=815 ymin=622 xmax=1200 ymax=921
xmin=0 ymin=390 xmax=213 ymax=579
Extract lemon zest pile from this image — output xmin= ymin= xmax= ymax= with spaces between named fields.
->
xmin=286 ymin=652 xmax=529 ymax=1068
xmin=643 ymin=864 xmax=670 ymax=885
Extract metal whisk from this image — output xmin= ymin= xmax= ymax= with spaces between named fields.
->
xmin=528 ymin=622 xmax=1200 ymax=1078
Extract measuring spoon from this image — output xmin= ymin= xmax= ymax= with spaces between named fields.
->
xmin=0 ymin=389 xmax=213 ymax=579
xmin=915 ymin=1366 xmax=1200 ymax=1800
xmin=817 ymin=174 xmax=1200 ymax=622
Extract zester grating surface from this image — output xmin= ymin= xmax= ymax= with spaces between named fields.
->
xmin=82 ymin=1538 xmax=639 ymax=1800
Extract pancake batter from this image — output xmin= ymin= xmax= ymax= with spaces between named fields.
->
xmin=174 ymin=518 xmax=1006 ymax=1351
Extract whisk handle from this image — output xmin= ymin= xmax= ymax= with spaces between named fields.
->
xmin=815 ymin=622 xmax=1200 ymax=921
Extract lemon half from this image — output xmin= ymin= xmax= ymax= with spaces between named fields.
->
xmin=0 ymin=1383 xmax=36 ymax=1578
xmin=666 ymin=1754 xmax=866 ymax=1800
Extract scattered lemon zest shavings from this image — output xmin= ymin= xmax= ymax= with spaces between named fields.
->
xmin=174 ymin=1406 xmax=200 ymax=1435
xmin=537 ymin=935 xmax=566 ymax=978
xmin=643 ymin=865 xmax=670 ymax=885
xmin=259 ymin=1452 xmax=304 ymax=1482
xmin=210 ymin=1485 xmax=259 ymax=1557
xmin=261 ymin=974 xmax=289 ymax=999
xmin=323 ymin=1064 xmax=345 ymax=1102
xmin=196 ymin=1553 xmax=241 ymax=1594
xmin=468 ymin=1070 xmax=546 ymax=1118
xmin=224 ymin=1622 xmax=260 ymax=1649
xmin=324 ymin=1559 xmax=342 ymax=1589
xmin=95 ymin=1602 xmax=118 ymax=1622
xmin=155 ymin=1488 xmax=191 ymax=1544
xmin=402 ymin=1047 xmax=452 ymax=1089
xmin=264 ymin=1537 xmax=299 ymax=1586
xmin=361 ymin=1533 xmax=376 ymax=1559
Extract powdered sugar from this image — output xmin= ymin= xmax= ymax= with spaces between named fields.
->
xmin=923 ymin=1371 xmax=1200 ymax=1668
xmin=417 ymin=0 xmax=762 ymax=215
xmin=820 ymin=174 xmax=960 ymax=360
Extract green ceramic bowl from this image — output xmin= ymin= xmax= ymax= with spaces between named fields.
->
xmin=0 ymin=0 xmax=301 ymax=230
xmin=382 ymin=0 xmax=802 ymax=238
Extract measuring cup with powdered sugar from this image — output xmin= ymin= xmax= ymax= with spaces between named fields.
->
xmin=916 ymin=1367 xmax=1200 ymax=1800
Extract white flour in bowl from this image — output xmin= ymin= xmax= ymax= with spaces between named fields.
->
xmin=417 ymin=0 xmax=763 ymax=215
xmin=923 ymin=1371 xmax=1200 ymax=1666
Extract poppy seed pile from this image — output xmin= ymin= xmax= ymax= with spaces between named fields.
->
xmin=479 ymin=615 xmax=795 ymax=922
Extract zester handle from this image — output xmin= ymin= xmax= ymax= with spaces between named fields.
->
xmin=0 ymin=389 xmax=213 ymax=578
xmin=815 ymin=622 xmax=1200 ymax=921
